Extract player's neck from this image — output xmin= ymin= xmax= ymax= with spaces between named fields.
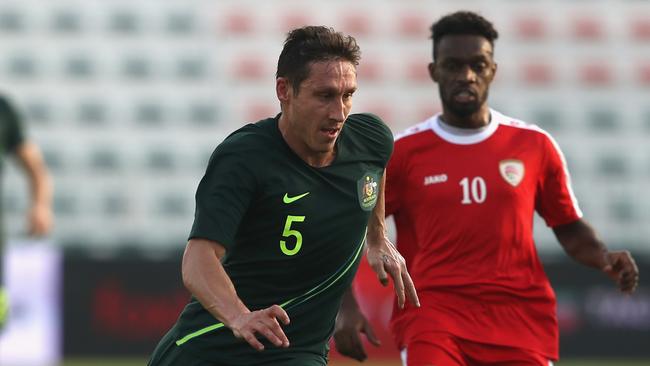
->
xmin=277 ymin=114 xmax=336 ymax=168
xmin=440 ymin=105 xmax=491 ymax=129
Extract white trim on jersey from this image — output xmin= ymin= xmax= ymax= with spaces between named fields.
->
xmin=400 ymin=348 xmax=407 ymax=366
xmin=395 ymin=108 xmax=583 ymax=218
xmin=394 ymin=118 xmax=435 ymax=141
xmin=497 ymin=113 xmax=584 ymax=219
xmin=430 ymin=110 xmax=501 ymax=145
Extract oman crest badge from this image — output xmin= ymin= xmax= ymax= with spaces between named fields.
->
xmin=499 ymin=159 xmax=525 ymax=187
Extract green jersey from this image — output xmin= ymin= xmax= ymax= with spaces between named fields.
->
xmin=164 ymin=113 xmax=392 ymax=365
xmin=0 ymin=96 xmax=25 ymax=249
xmin=0 ymin=96 xmax=25 ymax=171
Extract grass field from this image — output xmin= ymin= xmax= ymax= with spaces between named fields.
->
xmin=60 ymin=359 xmax=650 ymax=366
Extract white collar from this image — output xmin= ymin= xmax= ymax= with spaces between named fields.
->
xmin=429 ymin=109 xmax=502 ymax=145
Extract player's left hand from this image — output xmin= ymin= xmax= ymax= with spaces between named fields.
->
xmin=333 ymin=302 xmax=380 ymax=361
xmin=602 ymin=250 xmax=639 ymax=294
xmin=366 ymin=236 xmax=420 ymax=309
xmin=28 ymin=203 xmax=53 ymax=236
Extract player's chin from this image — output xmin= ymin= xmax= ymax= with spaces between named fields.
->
xmin=448 ymin=102 xmax=481 ymax=117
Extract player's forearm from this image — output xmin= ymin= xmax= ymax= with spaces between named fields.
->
xmin=553 ymin=219 xmax=609 ymax=270
xmin=182 ymin=239 xmax=250 ymax=327
xmin=16 ymin=142 xmax=53 ymax=208
xmin=366 ymin=172 xmax=387 ymax=246
xmin=339 ymin=286 xmax=361 ymax=315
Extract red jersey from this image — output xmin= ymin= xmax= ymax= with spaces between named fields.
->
xmin=386 ymin=110 xmax=582 ymax=359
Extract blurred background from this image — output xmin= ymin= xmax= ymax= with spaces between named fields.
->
xmin=0 ymin=0 xmax=648 ymax=365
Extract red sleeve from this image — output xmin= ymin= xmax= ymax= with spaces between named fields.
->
xmin=385 ymin=139 xmax=404 ymax=217
xmin=535 ymin=133 xmax=583 ymax=227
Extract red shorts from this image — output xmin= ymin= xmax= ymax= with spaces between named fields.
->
xmin=400 ymin=331 xmax=553 ymax=366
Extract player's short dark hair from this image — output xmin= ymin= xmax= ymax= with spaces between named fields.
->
xmin=430 ymin=11 xmax=499 ymax=60
xmin=276 ymin=26 xmax=361 ymax=93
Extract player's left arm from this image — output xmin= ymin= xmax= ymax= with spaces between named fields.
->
xmin=333 ymin=287 xmax=380 ymax=361
xmin=365 ymin=171 xmax=420 ymax=308
xmin=14 ymin=141 xmax=53 ymax=236
xmin=553 ymin=218 xmax=639 ymax=294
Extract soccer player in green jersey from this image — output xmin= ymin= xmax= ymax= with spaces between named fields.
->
xmin=148 ymin=26 xmax=419 ymax=366
xmin=0 ymin=95 xmax=53 ymax=329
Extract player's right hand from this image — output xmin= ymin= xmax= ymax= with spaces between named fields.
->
xmin=228 ymin=305 xmax=291 ymax=351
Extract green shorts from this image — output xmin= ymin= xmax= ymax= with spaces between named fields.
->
xmin=149 ymin=328 xmax=327 ymax=366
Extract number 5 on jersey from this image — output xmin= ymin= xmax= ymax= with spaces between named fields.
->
xmin=280 ymin=215 xmax=305 ymax=255
xmin=460 ymin=176 xmax=486 ymax=204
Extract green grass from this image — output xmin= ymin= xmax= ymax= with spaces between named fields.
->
xmin=60 ymin=359 xmax=650 ymax=366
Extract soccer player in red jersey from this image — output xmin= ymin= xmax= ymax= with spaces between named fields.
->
xmin=334 ymin=11 xmax=639 ymax=366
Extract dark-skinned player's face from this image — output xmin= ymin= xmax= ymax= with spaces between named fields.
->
xmin=429 ymin=35 xmax=497 ymax=117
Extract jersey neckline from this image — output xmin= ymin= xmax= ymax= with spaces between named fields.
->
xmin=429 ymin=109 xmax=502 ymax=145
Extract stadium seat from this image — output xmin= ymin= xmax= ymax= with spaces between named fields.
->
xmin=88 ymin=147 xmax=122 ymax=173
xmin=144 ymin=148 xmax=176 ymax=172
xmin=357 ymin=59 xmax=383 ymax=82
xmin=595 ymin=153 xmax=627 ymax=177
xmin=41 ymin=146 xmax=65 ymax=173
xmin=122 ymin=56 xmax=153 ymax=80
xmin=53 ymin=190 xmax=79 ymax=216
xmin=579 ymin=62 xmax=613 ymax=86
xmin=340 ymin=12 xmax=372 ymax=36
xmin=0 ymin=8 xmax=24 ymax=33
xmin=279 ymin=13 xmax=312 ymax=31
xmin=24 ymin=99 xmax=54 ymax=126
xmin=405 ymin=58 xmax=431 ymax=84
xmin=514 ymin=16 xmax=547 ymax=40
xmin=64 ymin=55 xmax=95 ymax=79
xmin=571 ymin=15 xmax=605 ymax=41
xmin=520 ymin=61 xmax=555 ymax=86
xmin=109 ymin=10 xmax=140 ymax=34
xmin=223 ymin=11 xmax=255 ymax=34
xmin=77 ymin=100 xmax=108 ymax=125
xmin=164 ymin=11 xmax=195 ymax=35
xmin=638 ymin=62 xmax=650 ymax=86
xmin=188 ymin=102 xmax=219 ymax=126
xmin=244 ymin=101 xmax=276 ymax=122
xmin=7 ymin=53 xmax=38 ymax=78
xmin=101 ymin=191 xmax=129 ymax=217
xmin=630 ymin=17 xmax=650 ymax=41
xmin=134 ymin=101 xmax=165 ymax=126
xmin=587 ymin=108 xmax=620 ymax=132
xmin=607 ymin=197 xmax=637 ymax=223
xmin=175 ymin=56 xmax=206 ymax=81
xmin=51 ymin=9 xmax=82 ymax=34
xmin=396 ymin=13 xmax=429 ymax=38
xmin=529 ymin=108 xmax=563 ymax=133
xmin=154 ymin=192 xmax=190 ymax=217
xmin=231 ymin=56 xmax=266 ymax=81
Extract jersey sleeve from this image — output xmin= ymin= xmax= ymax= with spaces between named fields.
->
xmin=352 ymin=113 xmax=394 ymax=168
xmin=189 ymin=133 xmax=258 ymax=250
xmin=385 ymin=139 xmax=405 ymax=216
xmin=535 ymin=134 xmax=582 ymax=227
xmin=0 ymin=96 xmax=26 ymax=153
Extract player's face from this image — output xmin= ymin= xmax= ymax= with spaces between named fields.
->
xmin=279 ymin=60 xmax=356 ymax=159
xmin=429 ymin=35 xmax=497 ymax=118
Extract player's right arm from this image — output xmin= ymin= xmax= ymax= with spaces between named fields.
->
xmin=182 ymin=238 xmax=290 ymax=351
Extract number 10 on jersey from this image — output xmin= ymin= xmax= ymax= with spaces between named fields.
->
xmin=460 ymin=177 xmax=486 ymax=204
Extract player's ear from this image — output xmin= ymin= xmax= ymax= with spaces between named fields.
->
xmin=428 ymin=62 xmax=438 ymax=82
xmin=276 ymin=77 xmax=290 ymax=103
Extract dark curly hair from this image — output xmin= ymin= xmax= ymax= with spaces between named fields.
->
xmin=430 ymin=11 xmax=499 ymax=60
xmin=276 ymin=26 xmax=361 ymax=93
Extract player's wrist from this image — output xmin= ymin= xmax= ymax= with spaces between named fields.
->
xmin=207 ymin=301 xmax=250 ymax=328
